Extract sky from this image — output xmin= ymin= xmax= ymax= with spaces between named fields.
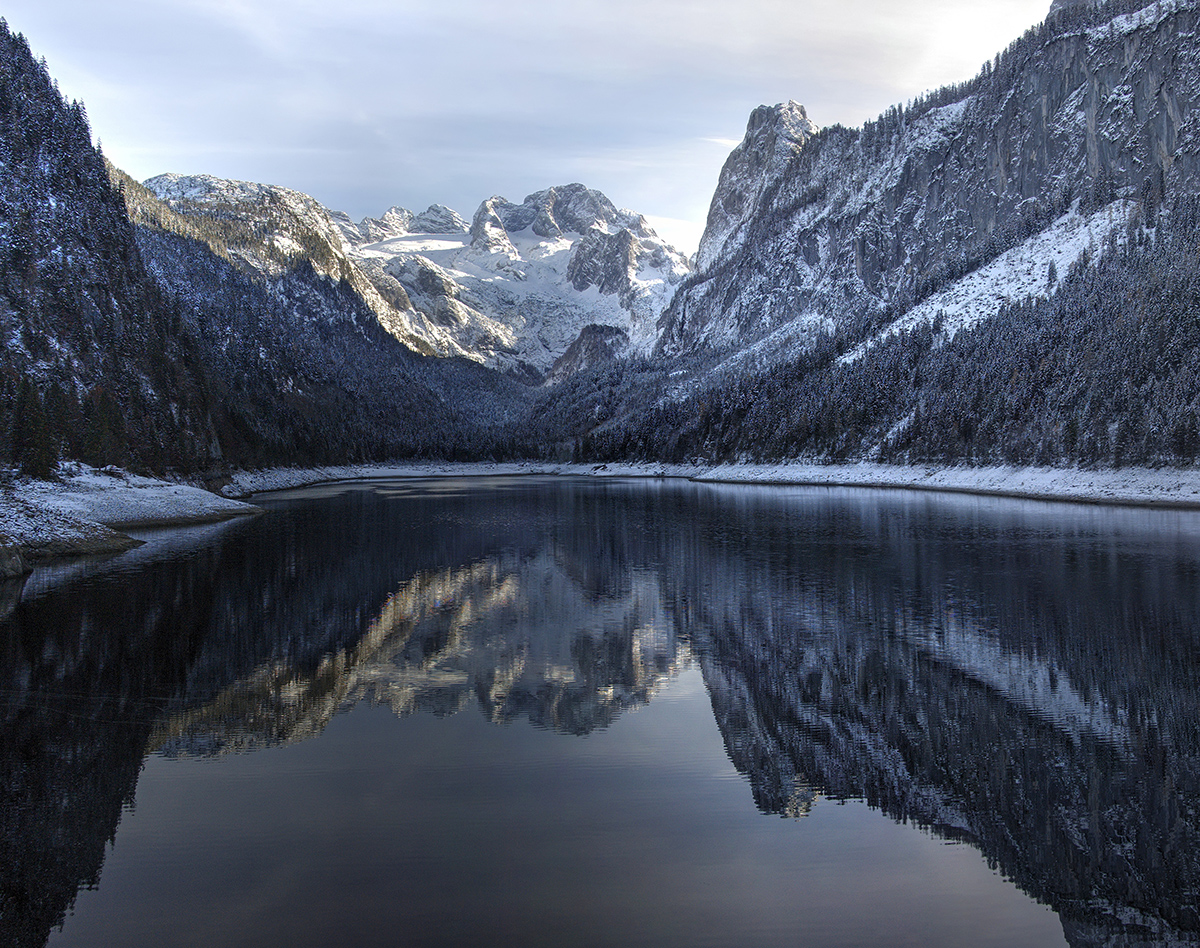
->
xmin=7 ymin=0 xmax=1052 ymax=252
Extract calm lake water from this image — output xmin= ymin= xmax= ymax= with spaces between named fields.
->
xmin=3 ymin=476 xmax=1200 ymax=947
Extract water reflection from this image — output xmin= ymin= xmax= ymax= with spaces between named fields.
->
xmin=1 ymin=478 xmax=1200 ymax=947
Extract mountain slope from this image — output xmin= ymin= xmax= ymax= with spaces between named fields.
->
xmin=659 ymin=0 xmax=1200 ymax=361
xmin=523 ymin=0 xmax=1200 ymax=469
xmin=141 ymin=175 xmax=689 ymax=384
xmin=0 ymin=21 xmax=225 ymax=475
xmin=119 ymin=171 xmax=529 ymax=467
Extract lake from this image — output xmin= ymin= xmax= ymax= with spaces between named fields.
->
xmin=2 ymin=476 xmax=1199 ymax=947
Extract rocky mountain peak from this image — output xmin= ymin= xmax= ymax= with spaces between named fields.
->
xmin=338 ymin=203 xmax=469 ymax=246
xmin=694 ymin=100 xmax=819 ymax=272
xmin=469 ymin=197 xmax=520 ymax=257
xmin=519 ymin=184 xmax=627 ymax=238
xmin=475 ymin=184 xmax=647 ymax=240
xmin=411 ymin=204 xmax=469 ymax=234
xmin=144 ymin=172 xmax=275 ymax=206
xmin=357 ymin=205 xmax=414 ymax=243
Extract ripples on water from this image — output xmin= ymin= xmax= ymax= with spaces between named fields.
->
xmin=2 ymin=477 xmax=1200 ymax=947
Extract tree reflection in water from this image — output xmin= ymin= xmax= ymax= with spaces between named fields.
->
xmin=1 ymin=478 xmax=1199 ymax=947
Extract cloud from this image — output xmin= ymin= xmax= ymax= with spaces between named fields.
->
xmin=2 ymin=0 xmax=1051 ymax=247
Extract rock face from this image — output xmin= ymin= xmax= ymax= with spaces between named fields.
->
xmin=357 ymin=206 xmax=414 ymax=243
xmin=411 ymin=204 xmax=469 ymax=235
xmin=658 ymin=0 xmax=1200 ymax=360
xmin=489 ymin=183 xmax=652 ymax=239
xmin=468 ymin=197 xmax=521 ymax=257
xmin=694 ymin=100 xmax=819 ymax=273
xmin=544 ymin=324 xmax=631 ymax=385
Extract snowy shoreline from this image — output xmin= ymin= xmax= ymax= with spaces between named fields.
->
xmin=223 ymin=458 xmax=1200 ymax=509
xmin=0 ymin=463 xmax=259 ymax=576
xmin=7 ymin=459 xmax=1200 ymax=577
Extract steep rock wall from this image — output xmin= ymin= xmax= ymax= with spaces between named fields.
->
xmin=659 ymin=0 xmax=1200 ymax=357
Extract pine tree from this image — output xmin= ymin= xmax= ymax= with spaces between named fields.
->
xmin=13 ymin=378 xmax=57 ymax=478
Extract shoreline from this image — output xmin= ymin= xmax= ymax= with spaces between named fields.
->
xmin=8 ymin=459 xmax=1200 ymax=576
xmin=227 ymin=459 xmax=1200 ymax=510
xmin=1 ymin=463 xmax=260 ymax=576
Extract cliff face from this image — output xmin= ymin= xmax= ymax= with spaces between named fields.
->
xmin=694 ymin=100 xmax=819 ymax=273
xmin=658 ymin=0 xmax=1200 ymax=358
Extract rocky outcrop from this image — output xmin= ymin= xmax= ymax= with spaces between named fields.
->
xmin=494 ymin=183 xmax=654 ymax=239
xmin=567 ymin=228 xmax=639 ymax=296
xmin=411 ymin=204 xmax=469 ymax=234
xmin=357 ymin=205 xmax=414 ymax=243
xmin=694 ymin=100 xmax=819 ymax=272
xmin=544 ymin=324 xmax=630 ymax=385
xmin=469 ymin=197 xmax=521 ymax=258
xmin=383 ymin=256 xmax=483 ymax=330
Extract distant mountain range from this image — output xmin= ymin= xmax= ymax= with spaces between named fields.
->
xmin=139 ymin=173 xmax=689 ymax=382
xmin=4 ymin=0 xmax=1200 ymax=476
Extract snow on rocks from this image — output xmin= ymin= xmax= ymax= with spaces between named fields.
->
xmin=1 ymin=463 xmax=260 ymax=566
xmin=839 ymin=200 xmax=1136 ymax=365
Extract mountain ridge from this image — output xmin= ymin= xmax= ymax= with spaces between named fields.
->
xmin=7 ymin=0 xmax=1200 ymax=477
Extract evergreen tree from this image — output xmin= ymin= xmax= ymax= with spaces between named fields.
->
xmin=13 ymin=378 xmax=56 ymax=478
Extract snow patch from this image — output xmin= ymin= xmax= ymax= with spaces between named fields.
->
xmin=840 ymin=200 xmax=1135 ymax=365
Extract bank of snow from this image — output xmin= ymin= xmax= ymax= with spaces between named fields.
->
xmin=686 ymin=462 xmax=1200 ymax=508
xmin=1 ymin=463 xmax=259 ymax=571
xmin=225 ymin=460 xmax=1200 ymax=509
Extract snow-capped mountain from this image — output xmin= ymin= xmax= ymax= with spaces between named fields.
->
xmin=10 ymin=0 xmax=1200 ymax=478
xmin=119 ymin=169 xmax=529 ymax=467
xmin=140 ymin=172 xmax=457 ymax=359
xmin=341 ymin=183 xmax=690 ymax=381
xmin=141 ymin=175 xmax=689 ymax=383
xmin=526 ymin=0 xmax=1200 ymax=470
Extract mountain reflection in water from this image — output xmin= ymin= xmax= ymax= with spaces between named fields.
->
xmin=2 ymin=477 xmax=1200 ymax=947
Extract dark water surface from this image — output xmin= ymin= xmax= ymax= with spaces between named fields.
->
xmin=3 ymin=477 xmax=1200 ymax=947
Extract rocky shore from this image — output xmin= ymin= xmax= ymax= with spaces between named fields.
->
xmin=1 ymin=463 xmax=260 ymax=575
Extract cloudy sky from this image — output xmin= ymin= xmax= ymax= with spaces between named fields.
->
xmin=8 ymin=0 xmax=1050 ymax=251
